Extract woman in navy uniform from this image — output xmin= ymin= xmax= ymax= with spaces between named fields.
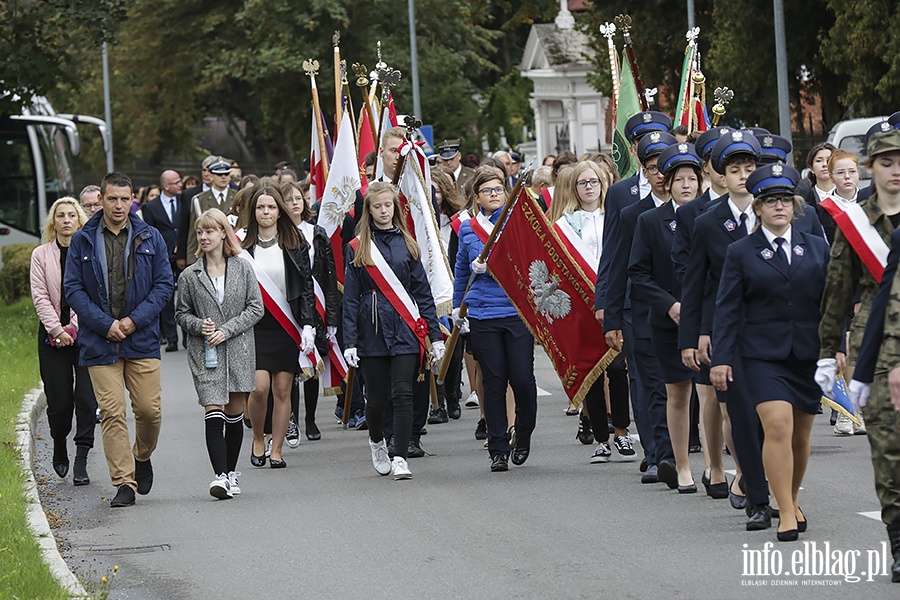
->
xmin=629 ymin=142 xmax=703 ymax=492
xmin=711 ymin=164 xmax=830 ymax=542
xmin=343 ymin=182 xmax=444 ymax=480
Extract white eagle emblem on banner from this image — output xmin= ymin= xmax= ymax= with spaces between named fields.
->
xmin=528 ymin=261 xmax=571 ymax=323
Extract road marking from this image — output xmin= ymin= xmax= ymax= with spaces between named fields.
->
xmin=537 ymin=386 xmax=551 ymax=397
xmin=859 ymin=511 xmax=881 ymax=521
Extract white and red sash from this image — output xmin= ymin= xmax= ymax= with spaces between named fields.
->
xmin=553 ymin=217 xmax=598 ymax=281
xmin=349 ymin=237 xmax=429 ymax=365
xmin=821 ymin=197 xmax=889 ymax=281
xmin=449 ymin=210 xmax=471 ymax=235
xmin=312 ymin=275 xmax=348 ymax=394
xmin=469 ymin=211 xmax=493 ymax=245
xmin=236 ymin=244 xmax=322 ymax=377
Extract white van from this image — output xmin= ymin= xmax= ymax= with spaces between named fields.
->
xmin=826 ymin=116 xmax=887 ymax=187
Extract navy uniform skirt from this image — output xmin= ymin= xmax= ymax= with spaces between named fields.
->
xmin=743 ymin=354 xmax=820 ymax=415
xmin=650 ymin=325 xmax=695 ymax=384
xmin=254 ymin=309 xmax=299 ymax=373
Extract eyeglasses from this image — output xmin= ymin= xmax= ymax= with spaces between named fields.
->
xmin=82 ymin=202 xmax=102 ymax=210
xmin=762 ymin=196 xmax=794 ymax=207
xmin=478 ymin=187 xmax=505 ymax=197
xmin=644 ymin=164 xmax=660 ymax=175
xmin=576 ymin=178 xmax=601 ymax=188
xmin=832 ymin=169 xmax=858 ymax=179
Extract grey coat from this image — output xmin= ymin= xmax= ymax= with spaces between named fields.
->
xmin=175 ymin=255 xmax=264 ymax=406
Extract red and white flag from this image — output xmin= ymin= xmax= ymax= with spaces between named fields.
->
xmin=356 ymin=98 xmax=379 ymax=196
xmin=486 ymin=190 xmax=614 ymax=405
xmin=374 ymin=93 xmax=399 ymax=180
xmin=318 ymin=111 xmax=362 ymax=287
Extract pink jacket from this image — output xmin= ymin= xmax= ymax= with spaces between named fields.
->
xmin=30 ymin=241 xmax=79 ymax=337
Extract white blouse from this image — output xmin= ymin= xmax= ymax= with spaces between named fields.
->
xmin=255 ymin=243 xmax=286 ymax=297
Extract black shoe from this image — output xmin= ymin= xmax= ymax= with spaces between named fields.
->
xmin=797 ymin=508 xmax=807 ymax=533
xmin=110 ymin=485 xmax=135 ymax=507
xmin=777 ymin=528 xmax=799 ymax=542
xmin=829 ymin=409 xmax=838 ymax=426
xmin=576 ymin=415 xmax=594 ymax=445
xmin=746 ymin=505 xmax=772 ymax=531
xmin=269 ymin=457 xmax=286 ymax=468
xmin=888 ymin=525 xmax=900 ymax=582
xmin=305 ymin=421 xmax=321 ymax=441
xmin=639 ymin=457 xmax=648 ymax=473
xmin=475 ymin=418 xmax=487 ymax=440
xmin=52 ymin=441 xmax=69 ymax=478
xmin=134 ymin=458 xmax=153 ymax=495
xmin=689 ymin=443 xmax=702 ymax=454
xmin=73 ymin=456 xmax=90 ymax=486
xmin=448 ymin=399 xmax=461 ymax=420
xmin=250 ymin=451 xmax=266 ymax=467
xmin=511 ymin=437 xmax=530 ymax=466
xmin=244 ymin=416 xmax=252 ymax=429
xmin=490 ymin=453 xmax=509 ymax=472
xmin=407 ymin=437 xmax=425 ymax=459
xmin=165 ymin=342 xmax=178 ymax=352
xmin=657 ymin=461 xmax=678 ymax=490
xmin=678 ymin=483 xmax=698 ymax=494
xmin=708 ymin=482 xmax=728 ymax=499
xmin=428 ymin=406 xmax=449 ymax=424
xmin=565 ymin=407 xmax=579 ymax=416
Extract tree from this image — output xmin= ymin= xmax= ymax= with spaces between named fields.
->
xmin=0 ymin=0 xmax=126 ymax=115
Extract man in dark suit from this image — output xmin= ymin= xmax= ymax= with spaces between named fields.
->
xmin=142 ymin=169 xmax=183 ymax=350
xmin=176 ymin=155 xmax=218 ymax=270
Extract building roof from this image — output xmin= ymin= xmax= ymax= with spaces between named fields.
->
xmin=521 ymin=23 xmax=594 ymax=71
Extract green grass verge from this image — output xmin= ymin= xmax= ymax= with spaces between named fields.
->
xmin=0 ymin=298 xmax=69 ymax=599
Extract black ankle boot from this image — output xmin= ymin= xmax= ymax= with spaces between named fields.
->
xmin=73 ymin=446 xmax=90 ymax=486
xmin=52 ymin=441 xmax=69 ymax=478
xmin=888 ymin=524 xmax=900 ymax=583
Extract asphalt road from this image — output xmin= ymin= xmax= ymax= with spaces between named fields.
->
xmin=33 ymin=348 xmax=898 ymax=599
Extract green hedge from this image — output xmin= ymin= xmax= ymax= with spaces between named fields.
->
xmin=1 ymin=243 xmax=38 ymax=305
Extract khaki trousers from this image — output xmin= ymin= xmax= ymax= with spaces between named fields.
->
xmin=88 ymin=358 xmax=162 ymax=490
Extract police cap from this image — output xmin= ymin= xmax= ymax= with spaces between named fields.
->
xmin=625 ymin=111 xmax=673 ymax=143
xmin=711 ymin=130 xmax=761 ymax=174
xmin=637 ymin=131 xmax=678 ymax=165
xmin=745 ymin=163 xmax=800 ymax=198
xmin=658 ymin=142 xmax=702 ymax=176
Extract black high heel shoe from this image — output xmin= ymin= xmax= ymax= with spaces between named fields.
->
xmin=730 ymin=476 xmax=747 ymax=510
xmin=797 ymin=508 xmax=807 ymax=533
xmin=777 ymin=528 xmax=799 ymax=542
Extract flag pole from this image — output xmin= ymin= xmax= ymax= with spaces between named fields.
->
xmin=333 ymin=32 xmax=342 ymax=134
xmin=353 ymin=63 xmax=380 ymax=157
xmin=438 ymin=160 xmax=535 ymax=381
xmin=304 ymin=59 xmax=330 ymax=182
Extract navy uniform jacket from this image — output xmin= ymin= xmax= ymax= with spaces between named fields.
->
xmin=595 ymin=173 xmax=640 ymax=310
xmin=671 ymin=189 xmax=724 ymax=287
xmin=629 ymin=200 xmax=681 ymax=331
xmin=679 ymin=198 xmax=826 ymax=350
xmin=712 ymin=229 xmax=830 ymax=368
xmin=604 ymin=194 xmax=658 ymax=338
xmin=852 ymin=228 xmax=900 ymax=383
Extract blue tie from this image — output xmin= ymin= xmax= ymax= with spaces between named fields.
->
xmin=774 ymin=237 xmax=789 ymax=269
xmin=739 ymin=213 xmax=748 ymax=237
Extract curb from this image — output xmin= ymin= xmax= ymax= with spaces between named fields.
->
xmin=17 ymin=385 xmax=88 ymax=598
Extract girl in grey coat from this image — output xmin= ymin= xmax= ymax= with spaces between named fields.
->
xmin=176 ymin=209 xmax=264 ymax=499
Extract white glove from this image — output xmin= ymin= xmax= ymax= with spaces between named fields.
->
xmin=460 ymin=318 xmax=470 ymax=335
xmin=326 ymin=326 xmax=338 ymax=343
xmin=814 ymin=358 xmax=838 ymax=398
xmin=300 ymin=325 xmax=316 ymax=354
xmin=471 ymin=259 xmax=487 ymax=275
xmin=848 ymin=379 xmax=870 ymax=414
xmin=343 ymin=347 xmax=359 ymax=368
xmin=431 ymin=340 xmax=446 ymax=364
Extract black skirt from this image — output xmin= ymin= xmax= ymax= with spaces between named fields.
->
xmin=743 ymin=354 xmax=820 ymax=415
xmin=649 ymin=325 xmax=695 ymax=384
xmin=254 ymin=309 xmax=299 ymax=373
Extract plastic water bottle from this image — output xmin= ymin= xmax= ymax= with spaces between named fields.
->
xmin=205 ymin=340 xmax=218 ymax=368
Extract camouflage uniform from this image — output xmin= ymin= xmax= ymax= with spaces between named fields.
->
xmin=819 ymin=193 xmax=893 ymax=365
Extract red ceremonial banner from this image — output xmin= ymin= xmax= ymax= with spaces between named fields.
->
xmin=486 ymin=191 xmax=616 ymax=405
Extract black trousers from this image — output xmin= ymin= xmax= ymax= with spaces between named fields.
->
xmin=585 ymin=352 xmax=630 ymax=443
xmin=160 ymin=261 xmax=180 ymax=345
xmin=622 ymin=312 xmax=655 ymax=463
xmin=469 ymin=316 xmax=537 ymax=455
xmin=633 ymin=335 xmax=673 ymax=465
xmin=437 ymin=337 xmax=464 ymax=406
xmin=719 ymin=359 xmax=769 ymax=507
xmin=384 ymin=373 xmax=429 ymax=439
xmin=38 ymin=330 xmax=96 ymax=448
xmin=361 ymin=354 xmax=418 ymax=460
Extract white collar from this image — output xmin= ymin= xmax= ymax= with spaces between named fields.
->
xmin=160 ymin=193 xmax=176 ymax=203
xmin=651 ymin=193 xmax=666 ymax=208
xmin=762 ymin=225 xmax=792 ymax=249
xmin=727 ymin=197 xmax=754 ymax=222
xmin=709 ymin=187 xmax=723 ymax=200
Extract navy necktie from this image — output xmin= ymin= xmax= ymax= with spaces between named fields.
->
xmin=168 ymin=198 xmax=176 ymax=222
xmin=774 ymin=237 xmax=789 ymax=269
xmin=739 ymin=213 xmax=748 ymax=236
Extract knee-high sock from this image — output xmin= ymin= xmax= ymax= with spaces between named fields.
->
xmin=304 ymin=377 xmax=319 ymax=423
xmin=224 ymin=412 xmax=244 ymax=473
xmin=205 ymin=410 xmax=227 ymax=476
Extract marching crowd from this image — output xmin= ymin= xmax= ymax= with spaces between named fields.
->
xmin=29 ymin=110 xmax=900 ymax=578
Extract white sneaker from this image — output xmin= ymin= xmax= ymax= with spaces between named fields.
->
xmin=391 ymin=456 xmax=412 ymax=480
xmin=465 ymin=391 xmax=479 ymax=408
xmin=209 ymin=474 xmax=233 ymax=500
xmin=591 ymin=443 xmax=612 ymax=464
xmin=227 ymin=471 xmax=241 ymax=495
xmin=369 ymin=439 xmax=392 ymax=476
xmin=265 ymin=438 xmax=273 ymax=457
xmin=853 ymin=413 xmax=867 ymax=435
xmin=833 ymin=414 xmax=853 ymax=436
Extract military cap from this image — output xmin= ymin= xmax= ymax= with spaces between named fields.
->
xmin=866 ymin=128 xmax=900 ymax=159
xmin=889 ymin=111 xmax=900 ymax=129
xmin=745 ymin=163 xmax=800 ymax=198
xmin=625 ymin=111 xmax=673 ymax=143
xmin=865 ymin=120 xmax=895 ymax=149
xmin=637 ymin=131 xmax=678 ymax=165
xmin=695 ymin=127 xmax=734 ymax=160
xmin=510 ymin=151 xmax=521 ymax=163
xmin=436 ymin=139 xmax=461 ymax=160
xmin=658 ymin=142 xmax=702 ymax=175
xmin=711 ymin=130 xmax=761 ymax=174
xmin=757 ymin=134 xmax=793 ymax=165
xmin=208 ymin=160 xmax=232 ymax=175
xmin=742 ymin=127 xmax=771 ymax=138
xmin=201 ymin=155 xmax=219 ymax=169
